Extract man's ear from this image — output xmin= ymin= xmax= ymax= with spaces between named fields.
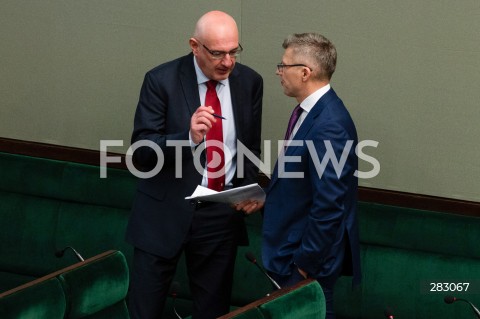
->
xmin=302 ymin=67 xmax=311 ymax=81
xmin=189 ymin=38 xmax=199 ymax=55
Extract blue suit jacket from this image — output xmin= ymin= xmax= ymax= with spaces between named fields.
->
xmin=262 ymin=88 xmax=361 ymax=285
xmin=126 ymin=53 xmax=263 ymax=258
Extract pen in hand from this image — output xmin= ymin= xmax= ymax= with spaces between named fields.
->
xmin=213 ymin=114 xmax=226 ymax=120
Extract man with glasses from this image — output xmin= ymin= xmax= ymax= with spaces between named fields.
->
xmin=259 ymin=33 xmax=361 ymax=318
xmin=126 ymin=11 xmax=263 ymax=319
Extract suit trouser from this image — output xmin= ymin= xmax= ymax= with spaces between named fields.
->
xmin=128 ymin=203 xmax=238 ymax=319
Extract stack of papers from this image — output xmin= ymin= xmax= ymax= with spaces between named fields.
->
xmin=185 ymin=183 xmax=265 ymax=205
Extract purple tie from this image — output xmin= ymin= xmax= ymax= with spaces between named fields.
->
xmin=284 ymin=104 xmax=303 ymax=141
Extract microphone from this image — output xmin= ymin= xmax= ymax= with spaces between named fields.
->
xmin=170 ymin=281 xmax=183 ymax=319
xmin=384 ymin=307 xmax=394 ymax=319
xmin=444 ymin=295 xmax=480 ymax=318
xmin=55 ymin=246 xmax=85 ymax=262
xmin=245 ymin=252 xmax=281 ymax=290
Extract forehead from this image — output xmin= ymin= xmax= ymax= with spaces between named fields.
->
xmin=202 ymin=27 xmax=239 ymax=51
xmin=282 ymin=47 xmax=296 ymax=62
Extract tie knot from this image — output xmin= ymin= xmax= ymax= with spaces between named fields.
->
xmin=291 ymin=104 xmax=303 ymax=121
xmin=284 ymin=104 xmax=303 ymax=141
xmin=206 ymin=80 xmax=218 ymax=90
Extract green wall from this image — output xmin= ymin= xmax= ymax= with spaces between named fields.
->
xmin=1 ymin=1 xmax=479 ymax=202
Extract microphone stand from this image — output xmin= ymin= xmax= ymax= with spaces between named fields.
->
xmin=170 ymin=282 xmax=183 ymax=319
xmin=245 ymin=252 xmax=281 ymax=290
xmin=55 ymin=246 xmax=85 ymax=262
xmin=456 ymin=298 xmax=480 ymax=319
xmin=444 ymin=295 xmax=480 ymax=319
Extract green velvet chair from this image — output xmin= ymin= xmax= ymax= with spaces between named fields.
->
xmin=0 ymin=277 xmax=66 ymax=319
xmin=0 ymin=250 xmax=129 ymax=319
xmin=219 ymin=279 xmax=326 ymax=319
xmin=58 ymin=250 xmax=130 ymax=319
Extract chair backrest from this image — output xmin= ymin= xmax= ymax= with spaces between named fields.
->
xmin=219 ymin=279 xmax=326 ymax=319
xmin=58 ymin=250 xmax=130 ymax=319
xmin=0 ymin=277 xmax=66 ymax=319
xmin=0 ymin=250 xmax=130 ymax=319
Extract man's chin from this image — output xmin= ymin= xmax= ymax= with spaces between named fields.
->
xmin=215 ymin=75 xmax=230 ymax=81
xmin=282 ymin=88 xmax=293 ymax=97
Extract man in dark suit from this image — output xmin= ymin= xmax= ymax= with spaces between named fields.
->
xmin=260 ymin=33 xmax=361 ymax=319
xmin=126 ymin=11 xmax=263 ymax=319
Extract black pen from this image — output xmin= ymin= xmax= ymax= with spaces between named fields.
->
xmin=213 ymin=113 xmax=226 ymax=120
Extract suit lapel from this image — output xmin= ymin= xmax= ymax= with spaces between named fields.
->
xmin=178 ymin=54 xmax=204 ymax=166
xmin=267 ymin=89 xmax=338 ymax=192
xmin=289 ymin=89 xmax=338 ymax=149
xmin=179 ymin=53 xmax=201 ymax=116
xmin=228 ymin=67 xmax=245 ymax=142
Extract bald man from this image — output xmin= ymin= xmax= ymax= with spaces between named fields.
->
xmin=126 ymin=11 xmax=263 ymax=319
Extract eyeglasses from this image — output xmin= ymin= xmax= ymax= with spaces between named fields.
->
xmin=276 ymin=63 xmax=312 ymax=72
xmin=196 ymin=39 xmax=243 ymax=60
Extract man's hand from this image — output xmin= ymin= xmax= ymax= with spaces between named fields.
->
xmin=190 ymin=106 xmax=217 ymax=144
xmin=233 ymin=200 xmax=264 ymax=215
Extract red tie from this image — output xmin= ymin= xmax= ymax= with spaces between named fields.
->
xmin=205 ymin=80 xmax=225 ymax=191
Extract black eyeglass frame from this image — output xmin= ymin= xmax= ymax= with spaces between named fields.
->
xmin=276 ymin=63 xmax=312 ymax=72
xmin=195 ymin=38 xmax=243 ymax=60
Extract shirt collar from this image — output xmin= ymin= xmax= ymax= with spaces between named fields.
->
xmin=300 ymin=84 xmax=331 ymax=113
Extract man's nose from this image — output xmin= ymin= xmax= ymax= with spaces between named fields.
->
xmin=221 ymin=54 xmax=234 ymax=67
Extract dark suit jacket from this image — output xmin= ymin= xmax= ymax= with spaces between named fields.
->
xmin=262 ymin=88 xmax=361 ymax=285
xmin=126 ymin=53 xmax=263 ymax=258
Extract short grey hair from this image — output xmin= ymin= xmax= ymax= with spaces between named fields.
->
xmin=283 ymin=33 xmax=337 ymax=80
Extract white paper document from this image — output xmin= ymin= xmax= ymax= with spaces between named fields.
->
xmin=185 ymin=183 xmax=265 ymax=204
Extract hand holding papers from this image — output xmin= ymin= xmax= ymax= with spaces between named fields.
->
xmin=185 ymin=183 xmax=265 ymax=205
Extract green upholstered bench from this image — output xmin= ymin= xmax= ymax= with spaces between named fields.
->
xmin=0 ymin=152 xmax=135 ymax=293
xmin=334 ymin=203 xmax=480 ymax=319
xmin=0 ymin=250 xmax=129 ymax=319
xmin=2 ymin=151 xmax=480 ymax=319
